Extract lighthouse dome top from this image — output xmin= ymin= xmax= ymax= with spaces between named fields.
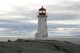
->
xmin=39 ymin=6 xmax=46 ymax=10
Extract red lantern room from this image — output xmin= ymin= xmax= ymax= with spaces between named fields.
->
xmin=39 ymin=6 xmax=46 ymax=16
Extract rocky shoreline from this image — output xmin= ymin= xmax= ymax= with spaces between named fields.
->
xmin=0 ymin=39 xmax=79 ymax=53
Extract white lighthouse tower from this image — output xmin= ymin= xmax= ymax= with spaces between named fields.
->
xmin=35 ymin=6 xmax=48 ymax=40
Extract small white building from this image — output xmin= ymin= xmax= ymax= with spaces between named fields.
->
xmin=35 ymin=6 xmax=48 ymax=40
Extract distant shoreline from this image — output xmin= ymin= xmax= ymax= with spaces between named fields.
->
xmin=0 ymin=36 xmax=79 ymax=44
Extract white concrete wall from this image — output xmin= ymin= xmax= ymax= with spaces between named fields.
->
xmin=35 ymin=16 xmax=48 ymax=40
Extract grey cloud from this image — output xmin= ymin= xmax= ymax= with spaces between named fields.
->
xmin=46 ymin=1 xmax=80 ymax=11
xmin=0 ymin=19 xmax=80 ymax=36
xmin=1 ymin=5 xmax=80 ymax=21
xmin=0 ymin=6 xmax=37 ymax=21
xmin=48 ymin=24 xmax=80 ymax=28
xmin=10 ymin=6 xmax=37 ymax=17
xmin=0 ymin=19 xmax=80 ymax=31
xmin=45 ymin=2 xmax=80 ymax=21
xmin=48 ymin=13 xmax=80 ymax=20
xmin=0 ymin=20 xmax=37 ymax=36
xmin=0 ymin=20 xmax=37 ymax=31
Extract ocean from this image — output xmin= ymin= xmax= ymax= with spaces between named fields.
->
xmin=0 ymin=36 xmax=80 ymax=44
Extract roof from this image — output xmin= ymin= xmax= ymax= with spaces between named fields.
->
xmin=39 ymin=6 xmax=46 ymax=10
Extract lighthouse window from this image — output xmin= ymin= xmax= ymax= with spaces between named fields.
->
xmin=46 ymin=34 xmax=47 ymax=37
xmin=43 ymin=11 xmax=45 ymax=13
xmin=39 ymin=11 xmax=42 ymax=13
xmin=45 ymin=26 xmax=47 ymax=29
xmin=45 ymin=19 xmax=46 ymax=22
xmin=43 ymin=35 xmax=45 ymax=37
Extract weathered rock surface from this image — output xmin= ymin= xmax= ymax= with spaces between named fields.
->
xmin=0 ymin=40 xmax=78 ymax=53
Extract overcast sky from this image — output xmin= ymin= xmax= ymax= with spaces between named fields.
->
xmin=0 ymin=0 xmax=80 ymax=38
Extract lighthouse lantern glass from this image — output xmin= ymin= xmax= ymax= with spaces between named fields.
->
xmin=43 ymin=11 xmax=46 ymax=13
xmin=39 ymin=6 xmax=46 ymax=16
xmin=39 ymin=11 xmax=43 ymax=13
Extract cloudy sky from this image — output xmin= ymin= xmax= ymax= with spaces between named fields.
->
xmin=0 ymin=0 xmax=80 ymax=38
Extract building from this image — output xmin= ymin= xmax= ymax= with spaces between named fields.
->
xmin=35 ymin=6 xmax=48 ymax=40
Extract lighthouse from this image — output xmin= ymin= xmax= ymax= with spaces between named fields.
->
xmin=35 ymin=6 xmax=48 ymax=40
